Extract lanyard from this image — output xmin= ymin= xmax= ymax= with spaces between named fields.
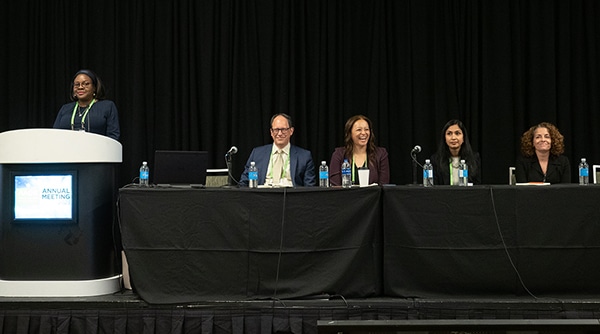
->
xmin=268 ymin=149 xmax=290 ymax=179
xmin=70 ymin=99 xmax=96 ymax=130
xmin=449 ymin=159 xmax=462 ymax=185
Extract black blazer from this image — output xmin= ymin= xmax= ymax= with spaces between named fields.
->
xmin=515 ymin=154 xmax=571 ymax=183
xmin=430 ymin=152 xmax=481 ymax=185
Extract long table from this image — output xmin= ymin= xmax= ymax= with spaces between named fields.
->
xmin=119 ymin=184 xmax=600 ymax=303
xmin=118 ymin=186 xmax=382 ymax=304
xmin=383 ymin=185 xmax=600 ymax=298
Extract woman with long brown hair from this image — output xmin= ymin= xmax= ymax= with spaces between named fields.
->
xmin=329 ymin=115 xmax=389 ymax=186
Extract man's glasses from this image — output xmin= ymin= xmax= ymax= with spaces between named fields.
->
xmin=271 ymin=128 xmax=290 ymax=134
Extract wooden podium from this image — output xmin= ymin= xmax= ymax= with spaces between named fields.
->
xmin=0 ymin=129 xmax=122 ymax=296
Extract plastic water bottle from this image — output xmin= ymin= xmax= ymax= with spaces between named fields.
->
xmin=248 ymin=161 xmax=258 ymax=188
xmin=139 ymin=161 xmax=149 ymax=187
xmin=341 ymin=159 xmax=352 ymax=188
xmin=319 ymin=161 xmax=329 ymax=187
xmin=458 ymin=159 xmax=468 ymax=186
xmin=423 ymin=159 xmax=433 ymax=187
xmin=579 ymin=158 xmax=589 ymax=185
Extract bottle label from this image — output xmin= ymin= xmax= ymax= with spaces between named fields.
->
xmin=320 ymin=171 xmax=329 ymax=179
xmin=140 ymin=171 xmax=149 ymax=180
xmin=249 ymin=171 xmax=258 ymax=180
xmin=342 ymin=169 xmax=351 ymax=175
xmin=423 ymin=170 xmax=433 ymax=178
xmin=580 ymin=168 xmax=589 ymax=177
xmin=460 ymin=170 xmax=468 ymax=178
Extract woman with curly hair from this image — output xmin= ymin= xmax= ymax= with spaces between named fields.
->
xmin=516 ymin=122 xmax=571 ymax=183
xmin=329 ymin=115 xmax=390 ymax=186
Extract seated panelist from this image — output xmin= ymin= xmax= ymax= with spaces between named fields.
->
xmin=329 ymin=115 xmax=389 ymax=186
xmin=430 ymin=119 xmax=481 ymax=185
xmin=239 ymin=113 xmax=316 ymax=187
xmin=516 ymin=122 xmax=570 ymax=183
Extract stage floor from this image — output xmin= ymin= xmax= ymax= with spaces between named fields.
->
xmin=4 ymin=289 xmax=600 ymax=312
xmin=2 ymin=290 xmax=600 ymax=333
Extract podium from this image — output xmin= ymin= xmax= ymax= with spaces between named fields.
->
xmin=0 ymin=129 xmax=122 ymax=296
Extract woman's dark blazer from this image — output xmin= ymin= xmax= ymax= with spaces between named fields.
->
xmin=515 ymin=154 xmax=571 ymax=183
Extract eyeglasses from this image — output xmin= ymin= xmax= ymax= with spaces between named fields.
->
xmin=73 ymin=82 xmax=92 ymax=88
xmin=271 ymin=128 xmax=290 ymax=134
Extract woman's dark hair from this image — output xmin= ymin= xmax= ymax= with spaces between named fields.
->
xmin=343 ymin=115 xmax=377 ymax=166
xmin=69 ymin=69 xmax=106 ymax=101
xmin=520 ymin=122 xmax=565 ymax=157
xmin=435 ymin=119 xmax=478 ymax=176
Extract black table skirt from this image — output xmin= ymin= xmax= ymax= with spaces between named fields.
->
xmin=119 ymin=184 xmax=600 ymax=304
xmin=383 ymin=185 xmax=600 ymax=297
xmin=119 ymin=186 xmax=382 ymax=303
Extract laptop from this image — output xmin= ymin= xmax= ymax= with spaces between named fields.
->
xmin=153 ymin=150 xmax=209 ymax=187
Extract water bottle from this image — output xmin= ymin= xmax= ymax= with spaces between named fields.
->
xmin=579 ymin=158 xmax=589 ymax=185
xmin=139 ymin=161 xmax=149 ymax=187
xmin=423 ymin=159 xmax=433 ymax=187
xmin=248 ymin=161 xmax=258 ymax=188
xmin=341 ymin=159 xmax=352 ymax=188
xmin=458 ymin=159 xmax=468 ymax=186
xmin=319 ymin=161 xmax=329 ymax=187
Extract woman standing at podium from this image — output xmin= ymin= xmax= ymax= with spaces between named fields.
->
xmin=53 ymin=69 xmax=120 ymax=141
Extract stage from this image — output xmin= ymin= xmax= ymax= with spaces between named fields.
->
xmin=4 ymin=185 xmax=600 ymax=333
xmin=2 ymin=291 xmax=600 ymax=333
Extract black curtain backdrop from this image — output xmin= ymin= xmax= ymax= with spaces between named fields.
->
xmin=1 ymin=0 xmax=599 ymax=187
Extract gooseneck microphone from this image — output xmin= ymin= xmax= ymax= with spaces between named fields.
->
xmin=410 ymin=144 xmax=424 ymax=185
xmin=224 ymin=146 xmax=239 ymax=187
xmin=225 ymin=146 xmax=238 ymax=157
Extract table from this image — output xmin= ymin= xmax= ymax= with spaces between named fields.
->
xmin=383 ymin=185 xmax=600 ymax=297
xmin=119 ymin=186 xmax=382 ymax=303
xmin=120 ymin=184 xmax=600 ymax=303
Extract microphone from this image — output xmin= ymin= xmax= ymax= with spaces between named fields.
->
xmin=410 ymin=145 xmax=424 ymax=185
xmin=225 ymin=146 xmax=238 ymax=157
xmin=224 ymin=146 xmax=239 ymax=187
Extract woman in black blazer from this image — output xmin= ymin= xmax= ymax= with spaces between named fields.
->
xmin=516 ymin=122 xmax=570 ymax=183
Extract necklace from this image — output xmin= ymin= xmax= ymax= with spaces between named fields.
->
xmin=78 ymin=106 xmax=87 ymax=117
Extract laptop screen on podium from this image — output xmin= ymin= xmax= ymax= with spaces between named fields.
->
xmin=153 ymin=150 xmax=209 ymax=186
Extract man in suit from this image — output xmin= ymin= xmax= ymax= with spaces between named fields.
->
xmin=240 ymin=113 xmax=316 ymax=187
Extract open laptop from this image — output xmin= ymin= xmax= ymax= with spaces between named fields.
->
xmin=153 ymin=150 xmax=209 ymax=187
